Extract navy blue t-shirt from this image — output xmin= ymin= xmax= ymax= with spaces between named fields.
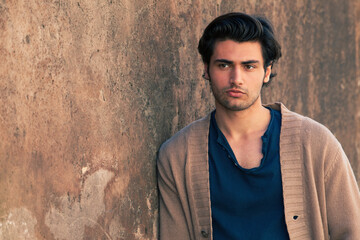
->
xmin=208 ymin=108 xmax=289 ymax=239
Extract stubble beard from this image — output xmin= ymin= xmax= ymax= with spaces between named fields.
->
xmin=210 ymin=82 xmax=261 ymax=112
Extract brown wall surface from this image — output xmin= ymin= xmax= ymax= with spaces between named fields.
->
xmin=0 ymin=0 xmax=359 ymax=239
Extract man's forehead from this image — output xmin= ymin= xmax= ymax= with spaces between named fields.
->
xmin=211 ymin=40 xmax=264 ymax=63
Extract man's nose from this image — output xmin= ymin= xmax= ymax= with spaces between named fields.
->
xmin=230 ymin=67 xmax=244 ymax=85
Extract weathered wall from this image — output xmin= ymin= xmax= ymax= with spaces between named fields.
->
xmin=0 ymin=0 xmax=358 ymax=239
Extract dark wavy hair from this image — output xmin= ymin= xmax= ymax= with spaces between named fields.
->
xmin=198 ymin=12 xmax=282 ymax=86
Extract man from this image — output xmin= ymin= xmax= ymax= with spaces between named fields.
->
xmin=157 ymin=12 xmax=360 ymax=240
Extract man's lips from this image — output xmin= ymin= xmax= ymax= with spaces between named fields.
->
xmin=226 ymin=88 xmax=246 ymax=97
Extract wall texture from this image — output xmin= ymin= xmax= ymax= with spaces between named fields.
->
xmin=0 ymin=0 xmax=359 ymax=239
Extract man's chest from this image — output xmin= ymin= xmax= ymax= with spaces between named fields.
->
xmin=228 ymin=136 xmax=264 ymax=169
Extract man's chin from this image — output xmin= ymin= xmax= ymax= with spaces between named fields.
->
xmin=219 ymin=103 xmax=252 ymax=112
xmin=227 ymin=106 xmax=251 ymax=111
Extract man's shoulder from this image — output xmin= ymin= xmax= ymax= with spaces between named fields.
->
xmin=274 ymin=102 xmax=340 ymax=146
xmin=159 ymin=113 xmax=211 ymax=156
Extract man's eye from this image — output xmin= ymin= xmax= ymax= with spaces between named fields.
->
xmin=244 ymin=65 xmax=255 ymax=70
xmin=218 ymin=63 xmax=229 ymax=69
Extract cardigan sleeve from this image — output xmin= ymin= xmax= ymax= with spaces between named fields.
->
xmin=157 ymin=145 xmax=192 ymax=240
xmin=324 ymin=146 xmax=360 ymax=239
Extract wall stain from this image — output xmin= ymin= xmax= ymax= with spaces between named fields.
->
xmin=0 ymin=207 xmax=37 ymax=240
xmin=45 ymin=169 xmax=114 ymax=240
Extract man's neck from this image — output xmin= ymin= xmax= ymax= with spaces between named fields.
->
xmin=214 ymin=101 xmax=271 ymax=141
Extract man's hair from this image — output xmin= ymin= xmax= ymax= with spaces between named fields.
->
xmin=198 ymin=12 xmax=282 ymax=86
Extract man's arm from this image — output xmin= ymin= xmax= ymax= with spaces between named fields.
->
xmin=157 ymin=147 xmax=191 ymax=240
xmin=325 ymin=147 xmax=360 ymax=239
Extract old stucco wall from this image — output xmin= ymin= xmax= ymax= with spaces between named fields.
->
xmin=0 ymin=0 xmax=359 ymax=239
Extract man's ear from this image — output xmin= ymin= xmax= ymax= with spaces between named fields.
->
xmin=203 ymin=64 xmax=210 ymax=80
xmin=263 ymin=65 xmax=272 ymax=83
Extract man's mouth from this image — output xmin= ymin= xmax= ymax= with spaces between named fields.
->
xmin=226 ymin=89 xmax=245 ymax=93
xmin=226 ymin=88 xmax=246 ymax=97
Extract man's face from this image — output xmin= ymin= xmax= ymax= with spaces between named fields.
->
xmin=204 ymin=40 xmax=271 ymax=112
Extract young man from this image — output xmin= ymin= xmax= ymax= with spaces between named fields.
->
xmin=157 ymin=12 xmax=360 ymax=240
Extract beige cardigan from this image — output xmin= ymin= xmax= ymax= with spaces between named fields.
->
xmin=157 ymin=103 xmax=360 ymax=240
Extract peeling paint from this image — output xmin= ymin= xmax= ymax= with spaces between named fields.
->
xmin=82 ymin=166 xmax=89 ymax=175
xmin=109 ymin=215 xmax=126 ymax=239
xmin=134 ymin=226 xmax=147 ymax=240
xmin=0 ymin=208 xmax=37 ymax=240
xmin=45 ymin=169 xmax=114 ymax=240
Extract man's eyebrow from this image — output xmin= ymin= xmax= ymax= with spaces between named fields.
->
xmin=214 ymin=59 xmax=233 ymax=64
xmin=214 ymin=59 xmax=260 ymax=64
xmin=241 ymin=60 xmax=260 ymax=64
